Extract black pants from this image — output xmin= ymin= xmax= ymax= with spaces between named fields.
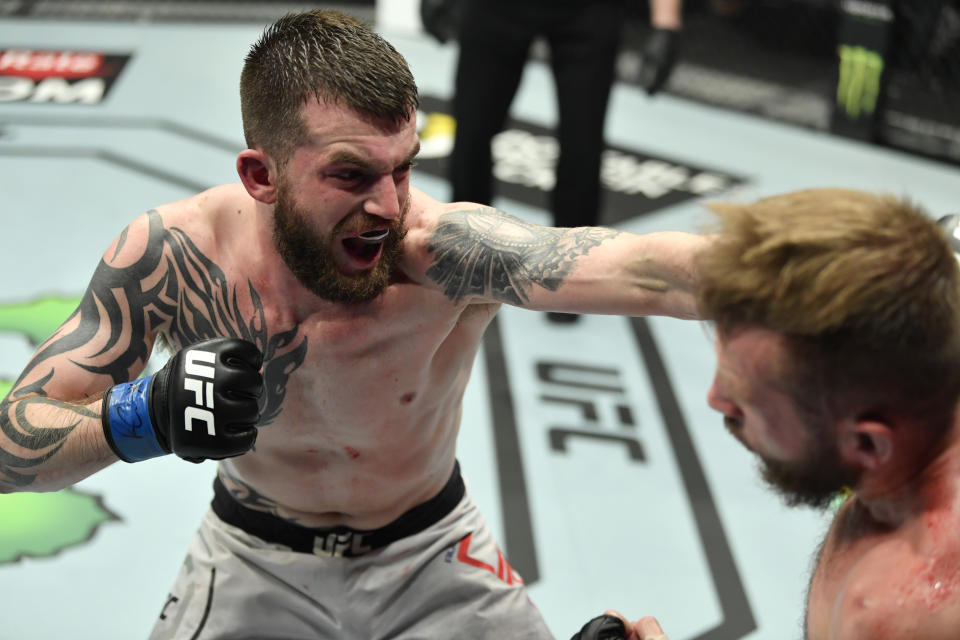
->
xmin=450 ymin=0 xmax=625 ymax=228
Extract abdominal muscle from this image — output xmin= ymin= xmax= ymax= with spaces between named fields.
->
xmin=219 ymin=397 xmax=464 ymax=530
xmin=213 ymin=292 xmax=493 ymax=531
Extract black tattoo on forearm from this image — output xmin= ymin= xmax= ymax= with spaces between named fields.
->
xmin=0 ymin=395 xmax=98 ymax=486
xmin=426 ymin=208 xmax=619 ymax=304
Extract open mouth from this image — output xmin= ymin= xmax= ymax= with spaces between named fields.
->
xmin=342 ymin=229 xmax=389 ymax=264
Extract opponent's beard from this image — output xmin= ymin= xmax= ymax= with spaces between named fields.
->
xmin=758 ymin=442 xmax=859 ymax=510
xmin=272 ymin=185 xmax=407 ymax=303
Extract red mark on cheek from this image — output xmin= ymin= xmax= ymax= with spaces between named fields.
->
xmin=344 ymin=446 xmax=360 ymax=459
xmin=306 ymin=448 xmax=318 ymax=454
xmin=401 ymin=392 xmax=415 ymax=405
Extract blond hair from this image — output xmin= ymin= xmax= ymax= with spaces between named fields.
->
xmin=698 ymin=188 xmax=960 ymax=430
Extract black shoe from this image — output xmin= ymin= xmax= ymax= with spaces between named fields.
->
xmin=546 ymin=312 xmax=580 ymax=324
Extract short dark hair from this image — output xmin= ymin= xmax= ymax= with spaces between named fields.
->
xmin=240 ymin=9 xmax=419 ymax=165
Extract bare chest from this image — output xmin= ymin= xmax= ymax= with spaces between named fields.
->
xmin=226 ymin=286 xmax=496 ymax=446
xmin=806 ymin=522 xmax=960 ymax=639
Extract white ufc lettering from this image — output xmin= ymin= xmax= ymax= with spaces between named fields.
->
xmin=185 ymin=349 xmax=216 ymax=378
xmin=183 ymin=407 xmax=216 ymax=436
xmin=182 ymin=348 xmax=217 ymax=436
xmin=183 ymin=378 xmax=214 ymax=409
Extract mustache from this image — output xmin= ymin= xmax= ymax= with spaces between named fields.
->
xmin=336 ymin=214 xmax=400 ymax=235
xmin=335 ymin=198 xmax=411 ymax=236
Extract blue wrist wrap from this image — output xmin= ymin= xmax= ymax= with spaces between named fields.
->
xmin=102 ymin=375 xmax=167 ymax=463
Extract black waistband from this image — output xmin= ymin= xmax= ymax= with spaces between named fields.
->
xmin=211 ymin=461 xmax=464 ymax=557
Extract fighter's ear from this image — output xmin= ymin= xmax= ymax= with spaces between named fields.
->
xmin=838 ymin=418 xmax=894 ymax=470
xmin=237 ymin=149 xmax=278 ymax=204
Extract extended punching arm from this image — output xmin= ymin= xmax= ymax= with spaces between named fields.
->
xmin=102 ymin=338 xmax=264 ymax=463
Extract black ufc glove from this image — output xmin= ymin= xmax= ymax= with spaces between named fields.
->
xmin=102 ymin=338 xmax=264 ymax=463
xmin=570 ymin=614 xmax=627 ymax=640
xmin=638 ymin=28 xmax=680 ymax=96
xmin=420 ymin=0 xmax=463 ymax=44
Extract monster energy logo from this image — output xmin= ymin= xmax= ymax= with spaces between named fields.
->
xmin=836 ymin=45 xmax=884 ymax=118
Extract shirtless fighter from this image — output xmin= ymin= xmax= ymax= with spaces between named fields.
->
xmin=580 ymin=190 xmax=960 ymax=640
xmin=0 ymin=10 xmax=704 ymax=639
xmin=699 ymin=189 xmax=960 ymax=639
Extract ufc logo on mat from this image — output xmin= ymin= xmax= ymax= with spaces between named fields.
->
xmin=183 ymin=348 xmax=216 ymax=435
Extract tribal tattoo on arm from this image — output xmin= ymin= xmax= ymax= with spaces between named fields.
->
xmin=0 ymin=210 xmax=306 ymax=488
xmin=0 ymin=393 xmax=99 ymax=488
xmin=426 ymin=207 xmax=619 ymax=304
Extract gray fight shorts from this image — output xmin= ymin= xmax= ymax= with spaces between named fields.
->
xmin=149 ymin=463 xmax=553 ymax=639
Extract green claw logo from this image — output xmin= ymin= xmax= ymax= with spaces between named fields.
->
xmin=836 ymin=45 xmax=884 ymax=118
xmin=0 ymin=489 xmax=119 ymax=563
xmin=0 ymin=294 xmax=121 ymax=564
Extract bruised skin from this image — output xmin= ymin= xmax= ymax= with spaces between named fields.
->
xmin=806 ymin=494 xmax=960 ymax=638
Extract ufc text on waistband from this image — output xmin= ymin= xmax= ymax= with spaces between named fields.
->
xmin=211 ymin=461 xmax=464 ymax=557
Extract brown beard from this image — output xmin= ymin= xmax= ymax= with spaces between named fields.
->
xmin=758 ymin=442 xmax=859 ymax=510
xmin=722 ymin=410 xmax=857 ymax=510
xmin=272 ymin=182 xmax=408 ymax=303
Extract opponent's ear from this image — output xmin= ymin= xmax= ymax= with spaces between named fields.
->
xmin=237 ymin=149 xmax=278 ymax=204
xmin=838 ymin=418 xmax=894 ymax=470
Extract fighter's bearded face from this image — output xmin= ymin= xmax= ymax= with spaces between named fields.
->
xmin=709 ymin=328 xmax=860 ymax=510
xmin=755 ymin=435 xmax=860 ymax=510
xmin=272 ymin=176 xmax=408 ymax=303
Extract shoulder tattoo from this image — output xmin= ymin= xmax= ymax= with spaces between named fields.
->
xmin=1 ymin=210 xmax=308 ymax=487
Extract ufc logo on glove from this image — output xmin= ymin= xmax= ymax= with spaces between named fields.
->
xmin=101 ymin=337 xmax=264 ymax=463
xmin=183 ymin=348 xmax=217 ymax=436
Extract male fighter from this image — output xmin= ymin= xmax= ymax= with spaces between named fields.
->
xmin=699 ymin=189 xmax=960 ymax=638
xmin=0 ymin=10 xmax=704 ymax=638
xmin=577 ymin=191 xmax=960 ymax=640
